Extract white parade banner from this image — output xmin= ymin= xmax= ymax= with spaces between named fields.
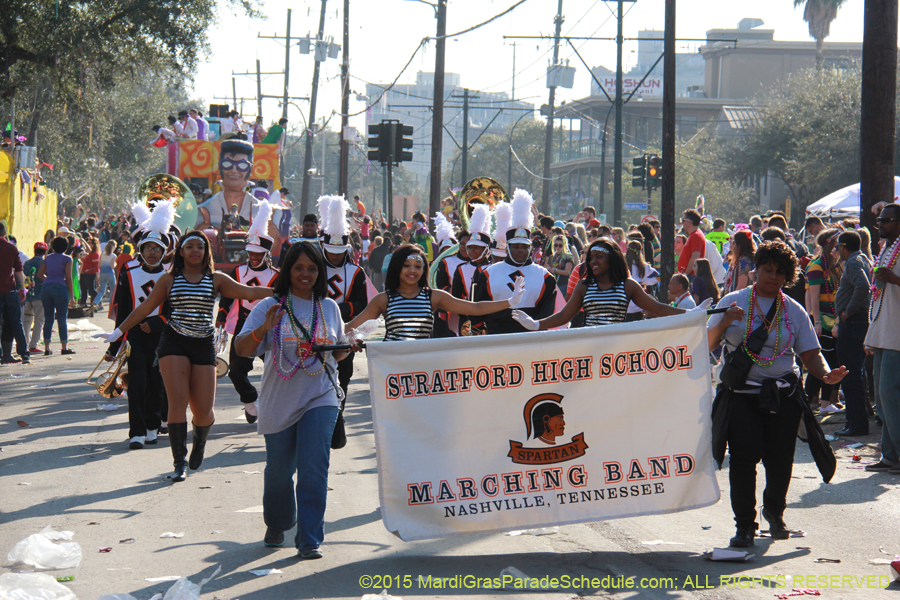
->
xmin=365 ymin=311 xmax=720 ymax=542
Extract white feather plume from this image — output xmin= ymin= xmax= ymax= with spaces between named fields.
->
xmin=469 ymin=204 xmax=492 ymax=238
xmin=131 ymin=202 xmax=152 ymax=228
xmin=324 ymin=195 xmax=351 ymax=238
xmin=510 ymin=188 xmax=535 ymax=230
xmin=433 ymin=212 xmax=455 ymax=246
xmin=246 ymin=199 xmax=272 ymax=242
xmin=493 ymin=201 xmax=512 ymax=244
xmin=317 ymin=195 xmax=335 ymax=232
xmin=143 ymin=199 xmax=176 ymax=235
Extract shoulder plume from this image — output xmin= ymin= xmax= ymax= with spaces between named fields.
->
xmin=131 ymin=202 xmax=152 ymax=228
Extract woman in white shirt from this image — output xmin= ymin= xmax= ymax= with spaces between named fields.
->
xmin=625 ymin=240 xmax=659 ymax=322
xmin=96 ymin=241 xmax=118 ymax=310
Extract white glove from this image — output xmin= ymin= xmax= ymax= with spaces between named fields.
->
xmin=690 ymin=298 xmax=714 ymax=312
xmin=93 ymin=328 xmax=123 ymax=343
xmin=507 ymin=276 xmax=526 ymax=308
xmin=512 ymin=309 xmax=539 ymax=331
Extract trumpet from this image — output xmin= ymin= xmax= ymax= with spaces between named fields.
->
xmin=86 ymin=342 xmax=130 ymax=398
xmin=214 ymin=326 xmax=229 ymax=379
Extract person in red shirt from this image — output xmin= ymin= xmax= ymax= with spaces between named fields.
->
xmin=115 ymin=243 xmax=134 ymax=273
xmin=80 ymin=237 xmax=101 ymax=307
xmin=678 ymin=209 xmax=706 ymax=275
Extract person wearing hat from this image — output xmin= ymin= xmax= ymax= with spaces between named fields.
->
xmin=450 ymin=204 xmax=494 ymax=336
xmin=106 ymin=201 xmax=174 ymax=450
xmin=216 ymin=202 xmax=279 ymax=424
xmin=277 ymin=213 xmax=319 ymax=268
xmin=431 ymin=212 xmax=462 ymax=338
xmin=474 ymin=190 xmax=560 ymax=335
xmin=197 ymin=139 xmax=257 ymax=229
xmin=318 ymin=195 xmax=376 ymax=449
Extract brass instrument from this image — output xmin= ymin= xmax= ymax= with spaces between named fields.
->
xmin=214 ymin=326 xmax=229 ymax=379
xmin=86 ymin=342 xmax=130 ymax=398
xmin=138 ymin=173 xmax=198 ymax=234
xmin=457 ymin=176 xmax=509 ymax=231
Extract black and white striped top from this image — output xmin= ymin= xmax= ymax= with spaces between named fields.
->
xmin=383 ymin=288 xmax=434 ymax=341
xmin=583 ymin=280 xmax=629 ymax=327
xmin=168 ymin=273 xmax=216 ymax=338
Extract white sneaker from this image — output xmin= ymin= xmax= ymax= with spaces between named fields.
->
xmin=820 ymin=404 xmax=844 ymax=414
xmin=145 ymin=429 xmax=158 ymax=444
xmin=245 ymin=401 xmax=259 ymax=424
xmin=129 ymin=436 xmax=146 ymax=449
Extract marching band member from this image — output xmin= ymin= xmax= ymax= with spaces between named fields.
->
xmin=450 ymin=205 xmax=493 ymax=336
xmin=95 ymin=230 xmax=273 ymax=481
xmin=345 ymin=244 xmax=525 ymax=341
xmin=319 ymin=195 xmax=376 ymax=449
xmin=474 ymin=190 xmax=560 ymax=334
xmin=431 ymin=212 xmax=462 ymax=338
xmin=106 ymin=201 xmax=173 ymax=450
xmin=216 ymin=201 xmax=279 ymax=423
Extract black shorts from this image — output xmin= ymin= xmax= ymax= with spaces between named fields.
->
xmin=157 ymin=326 xmax=216 ymax=366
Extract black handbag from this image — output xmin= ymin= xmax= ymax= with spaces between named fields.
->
xmin=719 ymin=297 xmax=779 ymax=390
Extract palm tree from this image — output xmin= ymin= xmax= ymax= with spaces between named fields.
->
xmin=794 ymin=0 xmax=849 ymax=70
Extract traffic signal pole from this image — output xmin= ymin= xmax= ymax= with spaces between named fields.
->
xmin=659 ymin=0 xmax=676 ymax=299
xmin=428 ymin=0 xmax=447 ymax=230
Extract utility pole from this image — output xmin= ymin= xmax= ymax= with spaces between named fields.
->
xmin=283 ymin=10 xmax=292 ymax=120
xmin=612 ymin=0 xmax=624 ymax=227
xmin=300 ymin=0 xmax=329 ymax=218
xmin=659 ymin=0 xmax=676 ymax=298
xmin=256 ymin=60 xmax=263 ymax=117
xmin=339 ymin=0 xmax=350 ymax=197
xmin=511 ymin=41 xmax=518 ymax=100
xmin=859 ymin=0 xmax=897 ymax=234
xmin=462 ymin=88 xmax=469 ymax=185
xmin=428 ymin=0 xmax=447 ymax=229
xmin=541 ymin=0 xmax=564 ymax=215
xmin=232 ymin=78 xmax=237 ymax=110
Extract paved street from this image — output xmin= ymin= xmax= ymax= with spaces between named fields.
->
xmin=2 ymin=312 xmax=900 ymax=600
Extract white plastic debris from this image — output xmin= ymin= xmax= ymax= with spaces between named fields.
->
xmin=74 ymin=319 xmax=102 ymax=332
xmin=235 ymin=506 xmax=264 ymax=513
xmin=99 ymin=595 xmax=140 ymax=600
xmin=145 ymin=577 xmax=181 ymax=583
xmin=361 ymin=591 xmax=401 ymax=600
xmin=249 ymin=569 xmax=283 ymax=577
xmin=641 ymin=540 xmax=685 ymax=546
xmin=158 ymin=565 xmax=220 ymax=600
xmin=94 ymin=404 xmax=120 ymax=412
xmin=505 ymin=527 xmax=558 ymax=536
xmin=703 ymin=548 xmax=755 ymax=561
xmin=39 ymin=525 xmax=74 ymax=541
xmin=159 ymin=532 xmax=184 ymax=539
xmin=500 ymin=566 xmax=533 ymax=589
xmin=7 ymin=529 xmax=82 ymax=569
xmin=0 ymin=572 xmax=77 ymax=600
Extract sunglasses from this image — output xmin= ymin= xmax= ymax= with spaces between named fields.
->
xmin=220 ymin=159 xmax=252 ymax=173
xmin=876 ymin=217 xmax=900 ymax=224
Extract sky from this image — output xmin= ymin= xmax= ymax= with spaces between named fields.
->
xmin=191 ymin=0 xmax=873 ymax=135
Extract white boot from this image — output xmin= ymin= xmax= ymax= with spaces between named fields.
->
xmin=129 ymin=436 xmax=146 ymax=450
xmin=145 ymin=429 xmax=158 ymax=445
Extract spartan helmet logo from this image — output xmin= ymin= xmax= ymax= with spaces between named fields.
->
xmin=524 ymin=393 xmax=566 ymax=446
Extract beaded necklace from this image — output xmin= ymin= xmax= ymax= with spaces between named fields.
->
xmin=741 ymin=284 xmax=794 ymax=367
xmin=272 ymin=294 xmax=325 ymax=379
xmin=869 ymin=238 xmax=900 ymax=323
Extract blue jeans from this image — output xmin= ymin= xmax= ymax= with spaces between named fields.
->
xmin=873 ymin=349 xmax=900 ymax=465
xmin=97 ymin=270 xmax=115 ymax=305
xmin=0 ymin=291 xmax=29 ymax=361
xmin=836 ymin=314 xmax=869 ymax=432
xmin=263 ymin=406 xmax=339 ymax=550
xmin=41 ymin=283 xmax=69 ymax=344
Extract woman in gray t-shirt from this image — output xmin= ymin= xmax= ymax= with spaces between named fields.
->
xmin=708 ymin=241 xmax=847 ymax=550
xmin=235 ymin=241 xmax=351 ymax=560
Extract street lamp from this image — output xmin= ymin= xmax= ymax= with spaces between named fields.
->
xmin=508 ymin=111 xmax=534 ymax=195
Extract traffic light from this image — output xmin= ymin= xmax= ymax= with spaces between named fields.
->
xmin=367 ymin=123 xmax=385 ymax=163
xmin=632 ymin=155 xmax=647 ymax=189
xmin=395 ymin=124 xmax=413 ymax=163
xmin=647 ymin=155 xmax=662 ymax=189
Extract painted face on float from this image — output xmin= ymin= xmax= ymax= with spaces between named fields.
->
xmin=219 ymin=152 xmax=252 ymax=193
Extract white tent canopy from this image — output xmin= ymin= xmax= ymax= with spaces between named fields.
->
xmin=806 ymin=177 xmax=900 ymax=215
